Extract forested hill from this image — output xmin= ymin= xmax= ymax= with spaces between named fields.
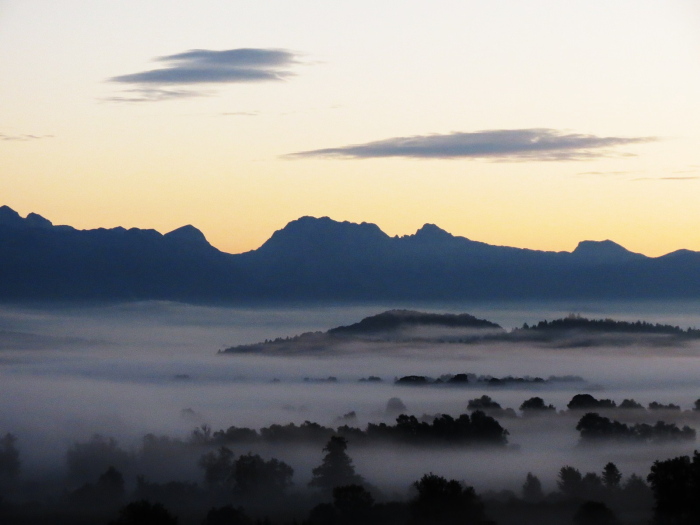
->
xmin=327 ymin=310 xmax=502 ymax=335
xmin=222 ymin=311 xmax=700 ymax=354
xmin=3 ymin=205 xmax=700 ymax=302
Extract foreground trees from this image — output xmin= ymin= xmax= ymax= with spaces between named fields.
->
xmin=409 ymin=474 xmax=488 ymax=525
xmin=198 ymin=447 xmax=294 ymax=500
xmin=647 ymin=451 xmax=700 ymax=524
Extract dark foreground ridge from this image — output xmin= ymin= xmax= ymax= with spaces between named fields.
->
xmin=2 ymin=205 xmax=700 ymax=302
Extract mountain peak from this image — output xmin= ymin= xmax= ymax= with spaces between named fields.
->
xmin=0 ymin=205 xmax=23 ymax=226
xmin=258 ymin=216 xmax=389 ymax=253
xmin=25 ymin=212 xmax=53 ymax=228
xmin=571 ymin=240 xmax=644 ymax=264
xmin=0 ymin=206 xmax=54 ymax=229
xmin=164 ymin=224 xmax=210 ymax=245
xmin=414 ymin=223 xmax=454 ymax=240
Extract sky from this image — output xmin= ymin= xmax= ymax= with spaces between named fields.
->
xmin=1 ymin=1 xmax=699 ymax=257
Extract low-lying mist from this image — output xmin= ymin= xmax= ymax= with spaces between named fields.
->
xmin=1 ymin=300 xmax=700 ymax=499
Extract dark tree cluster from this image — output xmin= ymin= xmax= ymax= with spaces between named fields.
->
xmin=647 ymin=451 xmax=700 ymax=525
xmin=363 ymin=411 xmax=509 ymax=447
xmin=467 ymin=396 xmax=517 ymax=418
xmin=567 ymin=394 xmax=695 ymax=414
xmin=567 ymin=394 xmax=617 ymax=411
xmin=519 ymin=397 xmax=556 ymax=416
xmin=395 ymin=374 xmax=550 ymax=387
xmin=198 ymin=448 xmax=294 ymax=500
xmin=576 ymin=412 xmax=696 ymax=443
xmin=206 ymin=411 xmax=509 ymax=448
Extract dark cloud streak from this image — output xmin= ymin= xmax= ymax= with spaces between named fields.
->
xmin=107 ymin=48 xmax=301 ymax=102
xmin=287 ymin=129 xmax=656 ymax=162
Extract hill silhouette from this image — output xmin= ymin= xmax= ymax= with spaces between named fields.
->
xmin=222 ymin=310 xmax=700 ymax=354
xmin=328 ymin=310 xmax=502 ymax=335
xmin=2 ymin=205 xmax=700 ymax=302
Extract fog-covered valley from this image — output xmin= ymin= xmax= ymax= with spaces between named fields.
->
xmin=2 ymin=300 xmax=700 ymax=523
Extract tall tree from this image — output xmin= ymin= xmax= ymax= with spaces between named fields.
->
xmin=522 ymin=472 xmax=544 ymax=502
xmin=602 ymin=462 xmax=622 ymax=490
xmin=309 ymin=436 xmax=364 ymax=492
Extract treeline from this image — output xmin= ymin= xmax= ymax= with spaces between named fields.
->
xmin=202 ymin=393 xmax=699 ymax=449
xmin=205 ymin=410 xmax=509 ymax=448
xmin=576 ymin=413 xmax=696 ymax=444
xmin=517 ymin=314 xmax=700 ymax=337
xmin=394 ymin=373 xmax=583 ymax=387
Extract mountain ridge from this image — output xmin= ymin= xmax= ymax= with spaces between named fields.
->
xmin=1 ymin=205 xmax=699 ymax=302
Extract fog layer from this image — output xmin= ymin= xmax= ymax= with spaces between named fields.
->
xmin=1 ymin=301 xmax=700 ymax=494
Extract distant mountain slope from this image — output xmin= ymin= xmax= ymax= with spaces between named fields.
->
xmin=1 ymin=205 xmax=700 ymax=302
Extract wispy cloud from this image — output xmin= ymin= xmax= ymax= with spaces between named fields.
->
xmin=0 ymin=133 xmax=52 ymax=141
xmin=286 ymin=129 xmax=656 ymax=161
xmin=577 ymin=170 xmax=636 ymax=176
xmin=222 ymin=111 xmax=259 ymax=117
xmin=107 ymin=48 xmax=302 ymax=102
xmin=634 ymin=176 xmax=699 ymax=181
xmin=102 ymin=88 xmax=209 ymax=103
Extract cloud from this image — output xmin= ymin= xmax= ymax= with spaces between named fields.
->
xmin=102 ymin=88 xmax=209 ymax=103
xmin=222 ymin=111 xmax=259 ymax=117
xmin=286 ymin=129 xmax=656 ymax=161
xmin=107 ymin=48 xmax=301 ymax=102
xmin=633 ymin=176 xmax=699 ymax=181
xmin=0 ymin=133 xmax=52 ymax=141
xmin=577 ymin=170 xmax=636 ymax=176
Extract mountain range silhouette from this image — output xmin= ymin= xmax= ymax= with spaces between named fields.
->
xmin=1 ymin=205 xmax=698 ymax=302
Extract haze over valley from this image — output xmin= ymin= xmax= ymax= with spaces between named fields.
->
xmin=2 ymin=300 xmax=700 ymax=523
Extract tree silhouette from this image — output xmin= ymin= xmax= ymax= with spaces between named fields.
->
xmin=98 ymin=466 xmax=125 ymax=506
xmin=408 ymin=473 xmax=487 ymax=525
xmin=647 ymin=452 xmax=700 ymax=524
xmin=519 ymin=397 xmax=555 ymax=415
xmin=580 ymin=472 xmax=604 ymax=500
xmin=198 ymin=446 xmax=235 ymax=487
xmin=567 ymin=394 xmax=616 ymax=410
xmin=558 ymin=466 xmax=583 ymax=499
xmin=66 ymin=434 xmax=130 ymax=482
xmin=467 ymin=395 xmax=502 ymax=411
xmin=232 ymin=452 xmax=293 ymax=498
xmin=602 ymin=462 xmax=622 ymax=490
xmin=522 ymin=472 xmax=544 ymax=502
xmin=0 ymin=433 xmax=20 ymax=484
xmin=309 ymin=436 xmax=364 ymax=492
